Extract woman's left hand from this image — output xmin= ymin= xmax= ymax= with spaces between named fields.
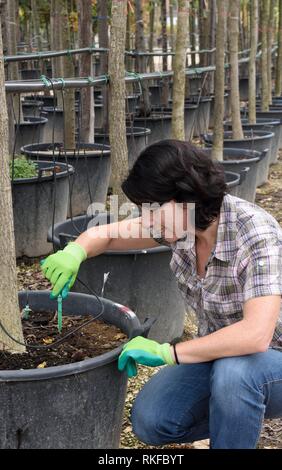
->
xmin=118 ymin=336 xmax=175 ymax=378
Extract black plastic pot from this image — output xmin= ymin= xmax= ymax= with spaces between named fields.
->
xmin=47 ymin=213 xmax=186 ymax=343
xmin=204 ymin=148 xmax=261 ymax=202
xmin=30 ymin=95 xmax=56 ymax=107
xmin=133 ymin=113 xmax=172 ymax=145
xmin=125 ymin=94 xmax=140 ymax=114
xmin=0 ymin=290 xmax=151 ymax=449
xmin=20 ymin=68 xmax=40 ymax=80
xmin=186 ymin=96 xmax=212 ymax=137
xmin=239 ymin=76 xmax=261 ymax=101
xmin=187 ymin=75 xmax=204 ymax=95
xmin=224 ymin=118 xmax=281 ymax=165
xmin=165 ymin=100 xmax=198 ymax=141
xmin=149 ymin=84 xmax=164 ymax=106
xmin=209 ymin=93 xmax=229 ymax=127
xmin=42 ymin=106 xmax=82 ymax=143
xmin=203 ymin=130 xmax=274 ymax=186
xmin=21 ymin=143 xmax=111 ymax=218
xmin=253 ymin=110 xmax=282 ymax=148
xmin=94 ymin=127 xmax=151 ymax=169
xmin=224 ymin=171 xmax=242 ymax=197
xmin=22 ymin=100 xmax=44 ymax=118
xmin=14 ymin=116 xmax=48 ymax=154
xmin=12 ymin=160 xmax=73 ymax=258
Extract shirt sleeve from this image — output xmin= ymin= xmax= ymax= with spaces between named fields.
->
xmin=242 ymin=240 xmax=282 ymax=302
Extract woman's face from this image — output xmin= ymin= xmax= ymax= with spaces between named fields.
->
xmin=140 ymin=200 xmax=196 ymax=244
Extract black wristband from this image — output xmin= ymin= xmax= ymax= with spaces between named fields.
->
xmin=172 ymin=343 xmax=180 ymax=365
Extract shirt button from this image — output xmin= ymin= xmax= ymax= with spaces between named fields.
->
xmin=258 ymin=260 xmax=265 ymax=267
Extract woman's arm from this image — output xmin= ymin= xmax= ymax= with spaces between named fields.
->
xmin=75 ymin=216 xmax=159 ymax=258
xmin=173 ymin=295 xmax=281 ymax=363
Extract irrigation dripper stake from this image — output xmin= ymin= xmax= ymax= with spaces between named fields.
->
xmin=57 ymin=295 xmax=63 ymax=333
xmin=23 ymin=304 xmax=32 ymax=320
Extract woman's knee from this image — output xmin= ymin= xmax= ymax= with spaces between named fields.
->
xmin=130 ymin=393 xmax=166 ymax=445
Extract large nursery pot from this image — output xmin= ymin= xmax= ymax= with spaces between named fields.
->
xmin=28 ymin=95 xmax=56 ymax=107
xmin=224 ymin=170 xmax=245 ymax=197
xmin=94 ymin=127 xmax=151 ymax=169
xmin=21 ymin=143 xmax=111 ymax=217
xmin=48 ymin=213 xmax=186 ymax=343
xmin=239 ymin=75 xmax=261 ymax=101
xmin=22 ymin=100 xmax=44 ymax=118
xmin=12 ymin=160 xmax=73 ymax=258
xmin=14 ymin=116 xmax=48 ymax=154
xmin=133 ymin=113 xmax=172 ymax=145
xmin=186 ymin=95 xmax=212 ymax=137
xmin=0 ymin=290 xmax=151 ymax=449
xmin=209 ymin=93 xmax=229 ymax=127
xmin=224 ymin=118 xmax=281 ymax=165
xmin=20 ymin=68 xmax=40 ymax=80
xmin=204 ymin=148 xmax=261 ymax=203
xmin=203 ymin=130 xmax=274 ymax=186
xmin=42 ymin=106 xmax=85 ymax=143
xmin=149 ymin=83 xmax=165 ymax=106
xmin=252 ymin=109 xmax=282 ymax=148
xmin=165 ymin=100 xmax=199 ymax=141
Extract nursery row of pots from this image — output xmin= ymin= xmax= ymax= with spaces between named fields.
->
xmin=8 ymin=79 xmax=282 ymax=450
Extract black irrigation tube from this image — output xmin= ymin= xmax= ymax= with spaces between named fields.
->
xmin=4 ymin=45 xmax=277 ymax=94
xmin=4 ymin=42 xmax=263 ymax=63
xmin=4 ymin=47 xmax=216 ymax=63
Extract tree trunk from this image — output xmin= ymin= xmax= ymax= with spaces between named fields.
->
xmin=126 ymin=3 xmax=133 ymax=72
xmin=161 ymin=0 xmax=168 ymax=71
xmin=190 ymin=0 xmax=197 ymax=66
xmin=228 ymin=0 xmax=244 ymax=140
xmin=275 ymin=0 xmax=282 ymax=96
xmin=261 ymin=0 xmax=270 ymax=111
xmin=108 ymin=0 xmax=128 ymax=209
xmin=172 ymin=0 xmax=189 ymax=140
xmin=148 ymin=0 xmax=155 ymax=73
xmin=267 ymin=0 xmax=276 ymax=104
xmin=211 ymin=0 xmax=228 ymax=161
xmin=5 ymin=0 xmax=23 ymax=153
xmin=199 ymin=0 xmax=209 ymax=67
xmin=135 ymin=0 xmax=151 ymax=116
xmin=50 ymin=0 xmax=63 ymax=79
xmin=98 ymin=0 xmax=109 ymax=131
xmin=78 ymin=0 xmax=94 ymax=143
xmin=209 ymin=0 xmax=216 ymax=95
xmin=169 ymin=0 xmax=175 ymax=52
xmin=31 ymin=0 xmax=42 ymax=51
xmin=248 ymin=0 xmax=258 ymax=124
xmin=0 ymin=20 xmax=25 ymax=353
xmin=160 ymin=0 xmax=169 ymax=106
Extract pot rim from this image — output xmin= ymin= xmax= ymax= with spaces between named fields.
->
xmin=0 ymin=290 xmax=142 ymax=382
xmin=12 ymin=160 xmax=74 ymax=184
xmin=21 ymin=142 xmax=111 ymax=158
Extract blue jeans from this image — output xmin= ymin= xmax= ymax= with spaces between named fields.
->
xmin=130 ymin=348 xmax=282 ymax=449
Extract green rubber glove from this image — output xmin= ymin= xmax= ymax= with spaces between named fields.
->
xmin=118 ymin=336 xmax=176 ymax=378
xmin=41 ymin=242 xmax=87 ymax=299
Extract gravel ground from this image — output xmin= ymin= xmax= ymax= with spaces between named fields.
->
xmin=16 ymin=153 xmax=282 ymax=449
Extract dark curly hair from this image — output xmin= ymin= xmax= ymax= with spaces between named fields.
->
xmin=122 ymin=139 xmax=227 ymax=231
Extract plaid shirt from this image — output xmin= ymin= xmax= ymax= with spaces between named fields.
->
xmin=155 ymin=194 xmax=282 ymax=350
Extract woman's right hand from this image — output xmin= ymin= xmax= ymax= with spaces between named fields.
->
xmin=40 ymin=242 xmax=87 ymax=299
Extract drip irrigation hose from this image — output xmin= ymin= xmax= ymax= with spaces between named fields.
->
xmin=0 ymin=277 xmax=104 ymax=351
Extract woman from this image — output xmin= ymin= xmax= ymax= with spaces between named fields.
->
xmin=41 ymin=140 xmax=282 ymax=449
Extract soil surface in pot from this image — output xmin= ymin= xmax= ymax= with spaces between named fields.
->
xmin=0 ymin=311 xmax=127 ymax=370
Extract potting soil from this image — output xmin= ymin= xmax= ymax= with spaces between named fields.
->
xmin=0 ymin=311 xmax=127 ymax=370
